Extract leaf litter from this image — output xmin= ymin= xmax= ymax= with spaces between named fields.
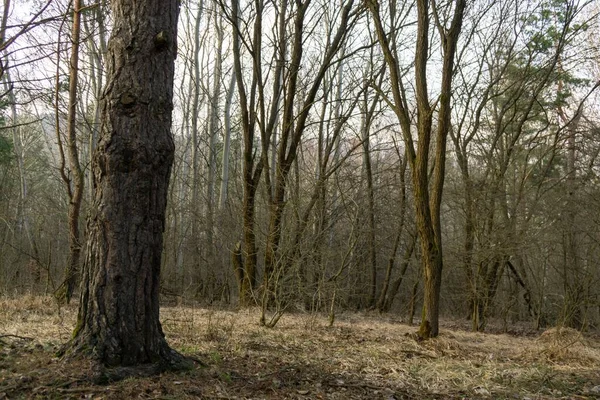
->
xmin=0 ymin=296 xmax=599 ymax=399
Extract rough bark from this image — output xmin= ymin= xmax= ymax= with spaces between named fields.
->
xmin=65 ymin=0 xmax=185 ymax=368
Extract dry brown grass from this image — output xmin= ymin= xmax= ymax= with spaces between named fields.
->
xmin=1 ymin=296 xmax=599 ymax=399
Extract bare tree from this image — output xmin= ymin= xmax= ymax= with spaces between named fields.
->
xmin=368 ymin=0 xmax=466 ymax=338
xmin=0 ymin=0 xmax=53 ymax=84
xmin=261 ymin=0 xmax=357 ymax=324
xmin=56 ymin=0 xmax=84 ymax=304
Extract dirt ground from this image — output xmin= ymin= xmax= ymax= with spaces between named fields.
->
xmin=1 ymin=296 xmax=599 ymax=399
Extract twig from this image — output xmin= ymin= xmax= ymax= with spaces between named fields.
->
xmin=0 ymin=334 xmax=34 ymax=341
xmin=327 ymin=379 xmax=396 ymax=391
xmin=55 ymin=379 xmax=85 ymax=389
xmin=57 ymin=387 xmax=106 ymax=394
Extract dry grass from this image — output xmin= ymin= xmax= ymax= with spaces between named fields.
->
xmin=1 ymin=296 xmax=599 ymax=399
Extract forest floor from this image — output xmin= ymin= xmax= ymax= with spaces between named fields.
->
xmin=1 ymin=296 xmax=599 ymax=399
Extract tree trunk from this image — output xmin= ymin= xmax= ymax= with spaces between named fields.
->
xmin=559 ymin=98 xmax=582 ymax=328
xmin=205 ymin=4 xmax=223 ymax=272
xmin=191 ymin=0 xmax=204 ymax=296
xmin=66 ymin=0 xmax=184 ymax=368
xmin=368 ymin=0 xmax=465 ymax=338
xmin=408 ymin=279 xmax=419 ymax=326
xmin=231 ymin=0 xmax=260 ymax=307
xmin=218 ymin=72 xmax=235 ymax=210
xmin=83 ymin=2 xmax=108 ymax=203
xmin=381 ymin=233 xmax=416 ymax=312
xmin=377 ymin=154 xmax=409 ymax=311
xmin=2 ymin=68 xmax=41 ymax=287
xmin=261 ymin=0 xmax=355 ymax=315
xmin=61 ymin=0 xmax=85 ymax=304
xmin=361 ymin=85 xmax=378 ymax=309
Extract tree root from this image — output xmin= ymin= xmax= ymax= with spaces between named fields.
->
xmin=57 ymin=338 xmax=197 ymax=385
xmin=91 ymin=352 xmax=196 ymax=384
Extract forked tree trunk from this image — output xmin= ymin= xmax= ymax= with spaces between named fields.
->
xmin=368 ymin=0 xmax=465 ymax=338
xmin=66 ymin=0 xmax=183 ymax=367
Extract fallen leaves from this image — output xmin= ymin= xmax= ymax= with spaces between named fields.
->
xmin=1 ymin=297 xmax=599 ymax=399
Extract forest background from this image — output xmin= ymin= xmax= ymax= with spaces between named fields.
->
xmin=2 ymin=0 xmax=600 ymax=336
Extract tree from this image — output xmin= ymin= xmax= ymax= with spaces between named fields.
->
xmin=448 ymin=0 xmax=594 ymax=331
xmin=229 ymin=0 xmax=263 ymax=306
xmin=64 ymin=0 xmax=186 ymax=368
xmin=189 ymin=0 xmax=205 ymax=296
xmin=55 ymin=0 xmax=84 ymax=304
xmin=368 ymin=0 xmax=466 ymax=338
xmin=260 ymin=0 xmax=357 ymax=324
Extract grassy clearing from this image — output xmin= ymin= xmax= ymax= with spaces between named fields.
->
xmin=1 ymin=296 xmax=599 ymax=399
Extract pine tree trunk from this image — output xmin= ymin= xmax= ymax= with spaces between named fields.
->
xmin=66 ymin=0 xmax=183 ymax=367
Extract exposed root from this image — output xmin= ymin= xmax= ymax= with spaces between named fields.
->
xmin=58 ymin=337 xmax=195 ymax=384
